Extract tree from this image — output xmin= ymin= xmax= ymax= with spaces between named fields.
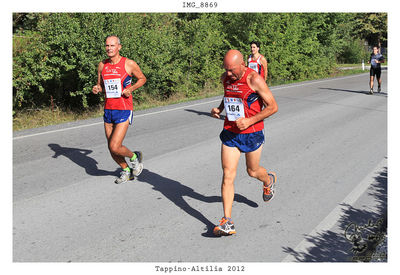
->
xmin=353 ymin=13 xmax=387 ymax=48
xmin=13 ymin=13 xmax=387 ymax=111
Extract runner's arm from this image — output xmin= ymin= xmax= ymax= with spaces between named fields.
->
xmin=367 ymin=54 xmax=372 ymax=64
xmin=92 ymin=62 xmax=104 ymax=94
xmin=260 ymin=56 xmax=268 ymax=81
xmin=211 ymin=73 xmax=227 ymax=119
xmin=235 ymin=73 xmax=278 ymax=131
xmin=122 ymin=59 xmax=147 ymax=97
xmin=211 ymin=99 xmax=225 ymax=119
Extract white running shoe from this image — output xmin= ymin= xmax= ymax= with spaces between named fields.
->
xmin=115 ymin=169 xmax=134 ymax=184
xmin=130 ymin=151 xmax=143 ymax=177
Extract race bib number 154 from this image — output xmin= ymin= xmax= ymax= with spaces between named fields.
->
xmin=104 ymin=78 xmax=122 ymax=98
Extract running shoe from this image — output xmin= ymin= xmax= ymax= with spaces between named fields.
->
xmin=115 ymin=168 xmax=134 ymax=184
xmin=378 ymin=86 xmax=381 ymax=93
xmin=213 ymin=217 xmax=236 ymax=236
xmin=369 ymin=88 xmax=374 ymax=95
xmin=130 ymin=151 xmax=143 ymax=177
xmin=263 ymin=172 xmax=277 ymax=202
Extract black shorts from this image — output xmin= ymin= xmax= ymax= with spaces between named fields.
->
xmin=370 ymin=67 xmax=381 ymax=78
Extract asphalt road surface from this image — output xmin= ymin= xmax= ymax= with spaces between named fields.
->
xmin=13 ymin=71 xmax=387 ymax=263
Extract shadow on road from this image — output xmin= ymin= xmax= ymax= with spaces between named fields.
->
xmin=137 ymin=168 xmax=258 ymax=237
xmin=319 ymin=87 xmax=369 ymax=95
xmin=282 ymin=166 xmax=387 ymax=262
xmin=318 ymin=87 xmax=387 ymax=97
xmin=48 ymin=144 xmax=258 ymax=237
xmin=185 ymin=109 xmax=225 ymax=120
xmin=48 ymin=143 xmax=119 ymax=177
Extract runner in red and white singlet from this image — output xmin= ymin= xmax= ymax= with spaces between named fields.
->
xmin=211 ymin=50 xmax=278 ymax=236
xmin=248 ymin=41 xmax=268 ymax=81
xmin=102 ymin=56 xmax=133 ymax=110
xmin=93 ymin=35 xmax=146 ymax=184
xmin=223 ymin=67 xmax=264 ymax=134
xmin=248 ymin=55 xmax=265 ymax=79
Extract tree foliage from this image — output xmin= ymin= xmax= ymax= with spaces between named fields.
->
xmin=12 ymin=12 xmax=387 ymax=110
xmin=353 ymin=13 xmax=387 ymax=47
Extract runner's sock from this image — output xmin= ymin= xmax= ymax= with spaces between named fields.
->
xmin=123 ymin=167 xmax=131 ymax=172
xmin=130 ymin=153 xmax=137 ymax=162
xmin=224 ymin=217 xmax=233 ymax=222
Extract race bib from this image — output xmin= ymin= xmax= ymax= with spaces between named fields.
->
xmin=104 ymin=78 xmax=122 ymax=98
xmin=248 ymin=62 xmax=258 ymax=72
xmin=224 ymin=97 xmax=245 ymax=121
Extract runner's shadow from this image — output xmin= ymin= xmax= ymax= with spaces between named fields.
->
xmin=48 ymin=143 xmax=119 ymax=177
xmin=319 ymin=87 xmax=369 ymax=95
xmin=184 ymin=109 xmax=225 ymax=120
xmin=138 ymin=168 xmax=258 ymax=237
xmin=319 ymin=87 xmax=387 ymax=97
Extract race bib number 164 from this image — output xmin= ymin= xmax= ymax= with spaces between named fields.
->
xmin=224 ymin=97 xmax=245 ymax=121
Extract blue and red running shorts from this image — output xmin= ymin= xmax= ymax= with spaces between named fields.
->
xmin=103 ymin=109 xmax=133 ymax=125
xmin=220 ymin=129 xmax=264 ymax=153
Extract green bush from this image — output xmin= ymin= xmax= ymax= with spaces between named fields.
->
xmin=12 ymin=13 xmax=382 ymax=111
xmin=337 ymin=39 xmax=369 ymax=64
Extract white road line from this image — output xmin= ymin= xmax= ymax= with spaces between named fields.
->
xmin=271 ymin=73 xmax=366 ymax=90
xmin=281 ymin=157 xmax=387 ymax=262
xmin=13 ymin=74 xmax=367 ymax=141
xmin=12 ymin=99 xmax=221 ymax=140
xmin=13 ymin=121 xmax=104 ymax=141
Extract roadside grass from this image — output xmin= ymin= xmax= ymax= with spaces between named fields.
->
xmin=338 ymin=63 xmax=364 ymax=67
xmin=12 ymin=106 xmax=104 ymax=132
xmin=12 ymin=86 xmax=224 ymax=132
xmin=12 ymin=66 xmax=370 ymax=132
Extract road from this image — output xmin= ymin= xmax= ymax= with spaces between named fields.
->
xmin=13 ymin=71 xmax=387 ymax=263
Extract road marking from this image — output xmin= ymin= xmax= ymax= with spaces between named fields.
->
xmin=12 ymin=99 xmax=221 ymax=140
xmin=271 ymin=73 xmax=367 ymax=91
xmin=13 ymin=74 xmax=367 ymax=141
xmin=281 ymin=157 xmax=387 ymax=262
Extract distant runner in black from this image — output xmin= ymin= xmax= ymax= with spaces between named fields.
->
xmin=368 ymin=46 xmax=385 ymax=95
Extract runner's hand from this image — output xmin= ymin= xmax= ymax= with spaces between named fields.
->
xmin=211 ymin=108 xmax=221 ymax=119
xmin=235 ymin=117 xmax=251 ymax=131
xmin=122 ymin=88 xmax=132 ymax=97
xmin=92 ymin=84 xmax=102 ymax=94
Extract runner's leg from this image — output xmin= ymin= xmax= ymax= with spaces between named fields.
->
xmin=221 ymin=144 xmax=241 ymax=219
xmin=104 ymin=121 xmax=133 ymax=169
xmin=245 ymin=145 xmax=269 ymax=185
xmin=370 ymin=75 xmax=374 ymax=90
xmin=377 ymin=69 xmax=382 ymax=90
